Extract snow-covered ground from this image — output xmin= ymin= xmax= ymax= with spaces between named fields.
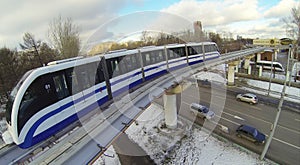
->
xmin=92 ymin=146 xmax=121 ymax=165
xmin=125 ymin=104 xmax=274 ymax=164
xmin=246 ymin=79 xmax=300 ymax=97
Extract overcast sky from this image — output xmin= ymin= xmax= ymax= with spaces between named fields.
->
xmin=1 ymin=0 xmax=299 ymax=49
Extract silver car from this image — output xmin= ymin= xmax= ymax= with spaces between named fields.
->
xmin=190 ymin=103 xmax=215 ymax=120
xmin=236 ymin=93 xmax=258 ymax=104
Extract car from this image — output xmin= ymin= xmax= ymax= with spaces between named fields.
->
xmin=236 ymin=93 xmax=258 ymax=104
xmin=236 ymin=124 xmax=266 ymax=144
xmin=190 ymin=103 xmax=215 ymax=120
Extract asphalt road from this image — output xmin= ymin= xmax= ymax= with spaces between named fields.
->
xmin=154 ymin=83 xmax=300 ymax=165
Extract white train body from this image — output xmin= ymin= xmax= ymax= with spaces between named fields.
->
xmin=3 ymin=42 xmax=220 ymax=148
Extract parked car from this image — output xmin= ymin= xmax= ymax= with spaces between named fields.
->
xmin=190 ymin=103 xmax=215 ymax=120
xmin=236 ymin=93 xmax=258 ymax=104
xmin=236 ymin=124 xmax=266 ymax=144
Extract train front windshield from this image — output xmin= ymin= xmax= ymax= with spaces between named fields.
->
xmin=5 ymin=70 xmax=33 ymax=125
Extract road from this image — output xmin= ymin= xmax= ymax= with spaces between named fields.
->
xmin=154 ymin=83 xmax=300 ymax=165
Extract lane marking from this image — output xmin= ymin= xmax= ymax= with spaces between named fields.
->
xmin=225 ymin=108 xmax=300 ymax=135
xmin=264 ymin=135 xmax=300 ymax=150
xmin=183 ymin=94 xmax=300 ymax=135
xmin=234 ymin=115 xmax=245 ymax=121
xmin=214 ymin=114 xmax=240 ymax=126
xmin=218 ymin=116 xmax=300 ymax=150
xmin=182 ymin=105 xmax=300 ymax=150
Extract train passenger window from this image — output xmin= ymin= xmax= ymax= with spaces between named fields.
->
xmin=118 ymin=57 xmax=128 ymax=73
xmin=65 ymin=68 xmax=80 ymax=94
xmin=143 ymin=53 xmax=152 ymax=66
xmin=96 ymin=63 xmax=105 ymax=83
xmin=168 ymin=49 xmax=181 ymax=60
xmin=53 ymin=74 xmax=70 ymax=99
xmin=194 ymin=46 xmax=203 ymax=54
xmin=106 ymin=58 xmax=121 ymax=78
xmin=124 ymin=54 xmax=139 ymax=72
xmin=188 ymin=47 xmax=197 ymax=55
xmin=204 ymin=45 xmax=212 ymax=53
xmin=86 ymin=62 xmax=100 ymax=85
xmin=158 ymin=51 xmax=164 ymax=61
xmin=172 ymin=47 xmax=185 ymax=57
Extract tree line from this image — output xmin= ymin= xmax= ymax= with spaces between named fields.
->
xmin=0 ymin=16 xmax=80 ymax=103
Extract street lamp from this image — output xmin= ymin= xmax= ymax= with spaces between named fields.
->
xmin=260 ymin=44 xmax=292 ymax=160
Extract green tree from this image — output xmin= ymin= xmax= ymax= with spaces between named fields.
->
xmin=0 ymin=48 xmax=18 ymax=100
xmin=19 ymin=32 xmax=43 ymax=66
xmin=48 ymin=15 xmax=80 ymax=59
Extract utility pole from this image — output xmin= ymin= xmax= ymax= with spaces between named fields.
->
xmin=260 ymin=44 xmax=292 ymax=160
xmin=267 ymin=52 xmax=274 ymax=96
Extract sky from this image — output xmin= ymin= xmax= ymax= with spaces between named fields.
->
xmin=0 ymin=0 xmax=299 ymax=50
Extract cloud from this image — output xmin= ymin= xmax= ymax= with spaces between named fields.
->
xmin=263 ymin=0 xmax=299 ymax=18
xmin=0 ymin=0 xmax=129 ymax=48
xmin=161 ymin=0 xmax=261 ymax=26
xmin=161 ymin=0 xmax=292 ymax=39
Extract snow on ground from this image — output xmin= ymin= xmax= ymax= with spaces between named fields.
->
xmin=246 ymin=79 xmax=300 ymax=97
xmin=125 ymin=104 xmax=275 ymax=165
xmin=261 ymin=72 xmax=286 ymax=80
xmin=193 ymin=64 xmax=226 ymax=84
xmin=243 ymin=79 xmax=300 ymax=103
xmin=93 ymin=145 xmax=121 ymax=165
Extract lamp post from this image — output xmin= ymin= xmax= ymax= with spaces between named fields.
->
xmin=267 ymin=52 xmax=274 ymax=96
xmin=260 ymin=44 xmax=292 ymax=160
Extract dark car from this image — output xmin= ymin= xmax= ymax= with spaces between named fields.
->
xmin=236 ymin=125 xmax=266 ymax=144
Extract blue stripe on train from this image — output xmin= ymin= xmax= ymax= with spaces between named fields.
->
xmin=19 ymin=96 xmax=109 ymax=148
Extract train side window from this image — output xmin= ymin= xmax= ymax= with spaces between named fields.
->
xmin=143 ymin=53 xmax=151 ymax=66
xmin=107 ymin=58 xmax=121 ymax=78
xmin=124 ymin=54 xmax=138 ymax=72
xmin=65 ymin=68 xmax=80 ymax=94
xmin=188 ymin=47 xmax=196 ymax=55
xmin=96 ymin=63 xmax=105 ymax=83
xmin=118 ymin=57 xmax=128 ymax=73
xmin=204 ymin=45 xmax=210 ymax=53
xmin=168 ymin=49 xmax=175 ymax=60
xmin=86 ymin=62 xmax=100 ymax=85
xmin=53 ymin=74 xmax=70 ymax=99
xmin=173 ymin=47 xmax=185 ymax=57
xmin=195 ymin=46 xmax=203 ymax=54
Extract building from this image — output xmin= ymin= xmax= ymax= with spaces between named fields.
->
xmin=253 ymin=39 xmax=280 ymax=47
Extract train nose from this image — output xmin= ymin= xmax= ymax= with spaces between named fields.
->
xmin=2 ymin=130 xmax=14 ymax=144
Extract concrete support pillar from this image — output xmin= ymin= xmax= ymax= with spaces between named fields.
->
xmin=244 ymin=58 xmax=250 ymax=69
xmin=259 ymin=66 xmax=263 ymax=77
xmin=163 ymin=93 xmax=177 ymax=128
xmin=228 ymin=64 xmax=235 ymax=86
xmin=235 ymin=65 xmax=239 ymax=73
xmin=248 ymin=65 xmax=252 ymax=75
xmin=274 ymin=49 xmax=278 ymax=60
xmin=257 ymin=53 xmax=261 ymax=62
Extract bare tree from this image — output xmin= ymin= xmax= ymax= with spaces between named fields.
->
xmin=48 ymin=15 xmax=80 ymax=59
xmin=283 ymin=6 xmax=300 ymax=47
xmin=19 ymin=32 xmax=43 ymax=65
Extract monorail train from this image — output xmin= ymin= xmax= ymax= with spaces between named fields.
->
xmin=3 ymin=42 xmax=220 ymax=148
xmin=252 ymin=60 xmax=285 ymax=72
